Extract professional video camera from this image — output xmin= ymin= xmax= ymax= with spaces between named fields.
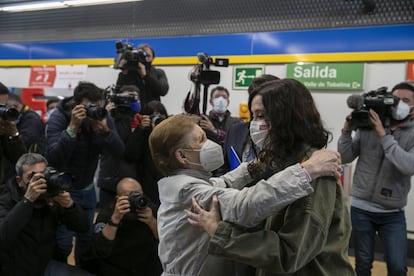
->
xmin=105 ymin=85 xmax=140 ymax=115
xmin=30 ymin=167 xmax=73 ymax=198
xmin=128 ymin=191 xmax=148 ymax=212
xmin=346 ymin=87 xmax=398 ymax=129
xmin=184 ymin=52 xmax=229 ymax=115
xmin=114 ymin=41 xmax=148 ymax=70
xmin=0 ymin=104 xmax=19 ymax=121
xmin=85 ymin=103 xmax=107 ymax=121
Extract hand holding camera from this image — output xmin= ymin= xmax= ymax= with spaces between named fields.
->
xmin=136 ymin=206 xmax=156 ymax=228
xmin=140 ymin=115 xmax=151 ymax=128
xmin=112 ymin=195 xmax=130 ymax=224
xmin=24 ymin=172 xmax=47 ymax=202
xmin=69 ymin=104 xmax=87 ymax=133
xmin=53 ymin=191 xmax=74 ymax=208
xmin=0 ymin=118 xmax=19 ymax=136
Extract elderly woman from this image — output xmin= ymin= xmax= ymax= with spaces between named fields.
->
xmin=187 ymin=79 xmax=355 ymax=276
xmin=149 ymin=108 xmax=342 ymax=276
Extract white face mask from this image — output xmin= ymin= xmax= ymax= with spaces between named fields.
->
xmin=186 ymin=139 xmax=224 ymax=172
xmin=249 ymin=120 xmax=268 ymax=150
xmin=391 ymin=100 xmax=410 ymax=121
xmin=212 ymin=97 xmax=228 ymax=114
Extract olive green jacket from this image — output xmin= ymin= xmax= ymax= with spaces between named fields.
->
xmin=208 ymin=175 xmax=355 ymax=276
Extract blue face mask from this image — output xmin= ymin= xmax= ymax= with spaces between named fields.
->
xmin=128 ymin=101 xmax=141 ymax=114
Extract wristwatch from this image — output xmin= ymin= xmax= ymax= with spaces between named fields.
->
xmin=107 ymin=218 xmax=120 ymax=227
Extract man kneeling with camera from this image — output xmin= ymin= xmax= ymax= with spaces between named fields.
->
xmin=81 ymin=177 xmax=162 ymax=276
xmin=0 ymin=153 xmax=91 ymax=275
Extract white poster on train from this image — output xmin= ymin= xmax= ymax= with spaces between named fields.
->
xmin=53 ymin=65 xmax=88 ymax=89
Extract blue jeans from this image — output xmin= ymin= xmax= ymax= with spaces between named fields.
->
xmin=351 ymin=206 xmax=407 ymax=276
xmin=56 ymin=186 xmax=96 ymax=265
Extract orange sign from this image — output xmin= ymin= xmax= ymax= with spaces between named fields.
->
xmin=407 ymin=61 xmax=414 ymax=82
xmin=29 ymin=66 xmax=56 ymax=87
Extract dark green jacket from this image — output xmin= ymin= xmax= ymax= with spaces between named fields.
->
xmin=209 ymin=174 xmax=355 ymax=276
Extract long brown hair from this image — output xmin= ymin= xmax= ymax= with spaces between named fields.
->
xmin=259 ymin=79 xmax=332 ymax=166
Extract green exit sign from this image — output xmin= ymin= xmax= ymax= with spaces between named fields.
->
xmin=287 ymin=63 xmax=364 ymax=91
xmin=233 ymin=66 xmax=265 ymax=89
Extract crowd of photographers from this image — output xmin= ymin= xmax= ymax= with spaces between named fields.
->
xmin=0 ymin=41 xmax=413 ymax=276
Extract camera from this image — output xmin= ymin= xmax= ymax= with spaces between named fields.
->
xmin=85 ymin=103 xmax=107 ymax=121
xmin=189 ymin=53 xmax=229 ymax=86
xmin=128 ymin=191 xmax=148 ymax=212
xmin=185 ymin=53 xmax=229 ymax=115
xmin=346 ymin=87 xmax=398 ymax=129
xmin=150 ymin=113 xmax=166 ymax=126
xmin=114 ymin=41 xmax=148 ymax=70
xmin=0 ymin=104 xmax=19 ymax=121
xmin=31 ymin=167 xmax=73 ymax=198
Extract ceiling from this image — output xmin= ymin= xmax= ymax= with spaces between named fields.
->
xmin=0 ymin=0 xmax=413 ymax=43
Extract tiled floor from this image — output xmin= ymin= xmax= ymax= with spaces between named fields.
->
xmin=349 ymin=257 xmax=414 ymax=276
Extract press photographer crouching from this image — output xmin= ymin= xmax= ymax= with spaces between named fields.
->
xmin=46 ymin=81 xmax=125 ymax=264
xmin=81 ymin=177 xmax=162 ymax=276
xmin=338 ymin=82 xmax=414 ymax=275
xmin=0 ymin=153 xmax=91 ymax=276
xmin=115 ymin=43 xmax=169 ymax=107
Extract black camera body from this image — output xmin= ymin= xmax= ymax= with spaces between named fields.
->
xmin=128 ymin=191 xmax=148 ymax=212
xmin=0 ymin=104 xmax=19 ymax=121
xmin=33 ymin=167 xmax=73 ymax=198
xmin=85 ymin=103 xmax=107 ymax=121
xmin=347 ymin=87 xmax=397 ymax=129
xmin=150 ymin=113 xmax=166 ymax=126
xmin=114 ymin=41 xmax=148 ymax=70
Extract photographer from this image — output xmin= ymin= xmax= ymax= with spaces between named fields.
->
xmin=338 ymin=82 xmax=414 ymax=276
xmin=7 ymin=93 xmax=46 ymax=154
xmin=116 ymin=43 xmax=169 ymax=107
xmin=97 ymin=85 xmax=141 ymax=207
xmin=0 ymin=82 xmax=26 ymax=189
xmin=0 ymin=153 xmax=90 ymax=275
xmin=125 ymin=100 xmax=168 ymax=206
xmin=81 ymin=177 xmax=162 ymax=276
xmin=46 ymin=81 xmax=125 ymax=264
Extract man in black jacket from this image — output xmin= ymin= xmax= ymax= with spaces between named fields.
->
xmin=0 ymin=153 xmax=90 ymax=275
xmin=0 ymin=82 xmax=26 ymax=189
xmin=7 ymin=93 xmax=45 ymax=154
xmin=81 ymin=177 xmax=162 ymax=276
xmin=46 ymin=81 xmax=125 ymax=264
xmin=116 ymin=43 xmax=169 ymax=107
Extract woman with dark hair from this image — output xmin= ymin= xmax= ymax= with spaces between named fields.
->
xmin=124 ymin=100 xmax=168 ymax=206
xmin=187 ymin=78 xmax=355 ymax=275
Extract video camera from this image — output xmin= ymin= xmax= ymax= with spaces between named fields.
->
xmin=128 ymin=191 xmax=148 ymax=212
xmin=30 ymin=167 xmax=73 ymax=198
xmin=0 ymin=104 xmax=19 ymax=121
xmin=189 ymin=53 xmax=229 ymax=86
xmin=114 ymin=41 xmax=148 ymax=70
xmin=105 ymin=85 xmax=139 ymax=115
xmin=346 ymin=87 xmax=398 ymax=129
xmin=185 ymin=53 xmax=229 ymax=115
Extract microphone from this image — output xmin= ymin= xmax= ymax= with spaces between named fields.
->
xmin=347 ymin=94 xmax=364 ymax=110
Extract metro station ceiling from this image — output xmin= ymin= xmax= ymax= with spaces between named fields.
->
xmin=0 ymin=0 xmax=413 ymax=43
